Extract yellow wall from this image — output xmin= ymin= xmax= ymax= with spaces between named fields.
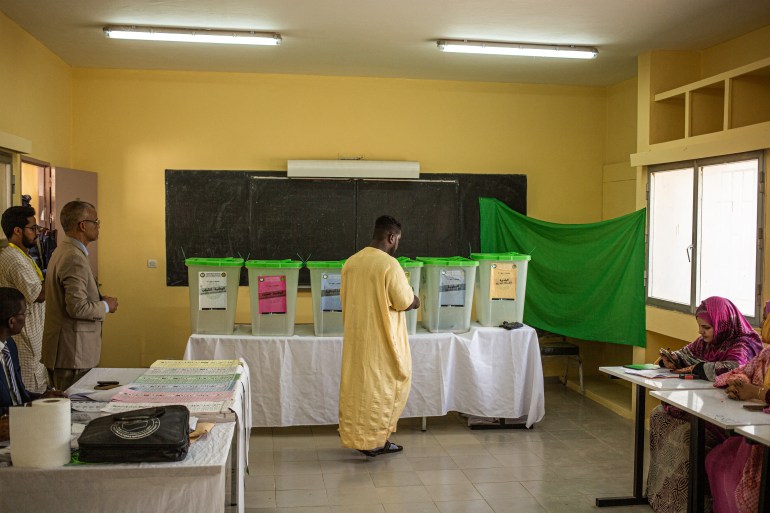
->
xmin=70 ymin=69 xmax=608 ymax=367
xmin=0 ymin=11 xmax=72 ymax=168
xmin=637 ymin=24 xmax=770 ymax=362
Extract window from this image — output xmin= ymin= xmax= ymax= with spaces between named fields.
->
xmin=647 ymin=152 xmax=764 ymax=323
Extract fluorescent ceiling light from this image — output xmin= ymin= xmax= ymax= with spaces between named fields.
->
xmin=437 ymin=40 xmax=597 ymax=59
xmin=104 ymin=26 xmax=281 ymax=46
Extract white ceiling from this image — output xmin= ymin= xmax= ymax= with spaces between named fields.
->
xmin=2 ymin=0 xmax=770 ymax=86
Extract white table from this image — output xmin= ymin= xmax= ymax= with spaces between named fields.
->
xmin=185 ymin=323 xmax=545 ymax=428
xmin=596 ymin=366 xmax=715 ymax=508
xmin=66 ymin=365 xmax=252 ymax=513
xmin=0 ymin=421 xmax=235 ymax=513
xmin=651 ymin=388 xmax=770 ymax=513
xmin=734 ymin=425 xmax=770 ymax=513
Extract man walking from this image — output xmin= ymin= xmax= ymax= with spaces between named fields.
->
xmin=338 ymin=215 xmax=419 ymax=456
xmin=42 ymin=201 xmax=118 ymax=390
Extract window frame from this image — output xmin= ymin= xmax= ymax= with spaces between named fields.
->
xmin=645 ymin=151 xmax=765 ymax=325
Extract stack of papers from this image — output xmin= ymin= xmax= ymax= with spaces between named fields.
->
xmin=623 ymin=367 xmax=678 ymax=379
xmin=103 ymin=360 xmax=242 ymax=414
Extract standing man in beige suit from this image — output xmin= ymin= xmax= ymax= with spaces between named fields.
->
xmin=42 ymin=201 xmax=118 ymax=390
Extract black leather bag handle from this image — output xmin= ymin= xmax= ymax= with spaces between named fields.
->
xmin=113 ymin=407 xmax=166 ymax=422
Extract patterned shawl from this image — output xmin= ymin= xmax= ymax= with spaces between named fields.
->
xmin=713 ymin=346 xmax=770 ymax=513
xmin=673 ymin=296 xmax=763 ymax=379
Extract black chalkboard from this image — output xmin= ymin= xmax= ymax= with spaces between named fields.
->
xmin=354 ymin=179 xmax=460 ymax=257
xmin=165 ymin=170 xmax=526 ymax=286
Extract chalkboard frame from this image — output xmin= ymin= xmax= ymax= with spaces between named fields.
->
xmin=165 ymin=170 xmax=526 ymax=287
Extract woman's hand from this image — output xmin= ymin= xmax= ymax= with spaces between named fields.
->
xmin=659 ymin=354 xmax=676 ymax=370
xmin=671 ymin=365 xmax=696 ymax=374
xmin=725 ymin=379 xmax=762 ymax=401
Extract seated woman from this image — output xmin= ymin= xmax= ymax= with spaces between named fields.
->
xmin=706 ymin=344 xmax=770 ymax=513
xmin=647 ymin=296 xmax=763 ymax=513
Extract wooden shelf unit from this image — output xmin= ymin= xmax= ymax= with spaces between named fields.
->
xmin=651 ymin=56 xmax=770 ymax=144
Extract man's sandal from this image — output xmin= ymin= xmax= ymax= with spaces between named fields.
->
xmin=358 ymin=441 xmax=403 ymax=457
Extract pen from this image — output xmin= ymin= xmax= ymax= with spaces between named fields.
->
xmin=678 ymin=374 xmax=695 ymax=380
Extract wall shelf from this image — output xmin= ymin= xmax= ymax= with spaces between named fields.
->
xmin=651 ymin=56 xmax=770 ymax=145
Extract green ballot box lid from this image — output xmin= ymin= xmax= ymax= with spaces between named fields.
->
xmin=245 ymin=259 xmax=303 ymax=269
xmin=470 ymin=252 xmax=531 ymax=261
xmin=185 ymin=257 xmax=244 ymax=267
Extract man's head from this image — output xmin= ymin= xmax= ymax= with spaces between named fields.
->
xmin=60 ymin=201 xmax=99 ymax=243
xmin=1 ymin=206 xmax=38 ymax=249
xmin=372 ymin=215 xmax=402 ymax=256
xmin=0 ymin=287 xmax=26 ymax=337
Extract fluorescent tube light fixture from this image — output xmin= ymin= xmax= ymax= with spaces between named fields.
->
xmin=437 ymin=40 xmax=597 ymax=59
xmin=103 ymin=26 xmax=282 ymax=46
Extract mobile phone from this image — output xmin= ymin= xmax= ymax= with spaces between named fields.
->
xmin=742 ymin=403 xmax=768 ymax=412
xmin=97 ymin=380 xmax=119 ymax=386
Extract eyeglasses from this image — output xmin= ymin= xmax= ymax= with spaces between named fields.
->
xmin=23 ymin=224 xmax=41 ymax=233
xmin=80 ymin=219 xmax=101 ymax=227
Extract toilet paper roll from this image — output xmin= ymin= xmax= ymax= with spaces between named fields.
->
xmin=9 ymin=397 xmax=71 ymax=468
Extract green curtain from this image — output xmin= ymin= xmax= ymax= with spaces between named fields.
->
xmin=479 ymin=198 xmax=646 ymax=347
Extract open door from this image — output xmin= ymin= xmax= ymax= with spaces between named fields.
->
xmin=50 ymin=167 xmax=98 ymax=279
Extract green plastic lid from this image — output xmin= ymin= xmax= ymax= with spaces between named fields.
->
xmin=185 ymin=257 xmax=244 ymax=267
xmin=397 ymin=256 xmax=424 ymax=268
xmin=306 ymin=260 xmax=346 ymax=269
xmin=245 ymin=259 xmax=303 ymax=269
xmin=415 ymin=256 xmax=479 ymax=267
xmin=470 ymin=252 xmax=531 ymax=261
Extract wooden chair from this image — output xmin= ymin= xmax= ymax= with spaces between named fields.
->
xmin=538 ymin=329 xmax=584 ymax=393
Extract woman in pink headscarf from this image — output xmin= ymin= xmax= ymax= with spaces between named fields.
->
xmin=706 ymin=345 xmax=770 ymax=513
xmin=647 ymin=297 xmax=763 ymax=513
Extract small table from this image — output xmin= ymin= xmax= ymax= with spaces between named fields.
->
xmin=650 ymin=388 xmax=770 ymax=513
xmin=67 ymin=365 xmax=251 ymax=513
xmin=0 ymin=422 xmax=235 ymax=513
xmin=186 ymin=323 xmax=545 ymax=428
xmin=733 ymin=424 xmax=770 ymax=513
xmin=596 ymin=366 xmax=714 ymax=507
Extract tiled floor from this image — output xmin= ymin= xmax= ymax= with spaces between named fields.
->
xmin=240 ymin=378 xmax=652 ymax=513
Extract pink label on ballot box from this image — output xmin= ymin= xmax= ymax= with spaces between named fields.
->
xmin=258 ymin=275 xmax=287 ymax=314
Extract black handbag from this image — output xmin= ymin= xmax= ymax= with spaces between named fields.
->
xmin=78 ymin=405 xmax=191 ymax=463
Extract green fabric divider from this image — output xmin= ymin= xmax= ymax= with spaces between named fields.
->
xmin=245 ymin=259 xmax=303 ymax=268
xmin=184 ymin=257 xmax=244 ymax=267
xmin=479 ymin=197 xmax=646 ymax=347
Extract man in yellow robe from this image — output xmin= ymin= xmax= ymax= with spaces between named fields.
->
xmin=338 ymin=215 xmax=420 ymax=456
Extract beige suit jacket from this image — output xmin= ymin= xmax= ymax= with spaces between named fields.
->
xmin=42 ymin=236 xmax=106 ymax=370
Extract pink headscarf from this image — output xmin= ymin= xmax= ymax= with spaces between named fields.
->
xmin=688 ymin=296 xmax=762 ymax=365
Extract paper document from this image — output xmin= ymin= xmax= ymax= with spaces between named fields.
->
xmin=103 ymin=401 xmax=227 ymax=414
xmin=151 ymin=359 xmax=241 ymax=368
xmin=624 ymin=368 xmax=678 ymax=379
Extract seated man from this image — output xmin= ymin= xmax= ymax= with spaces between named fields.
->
xmin=0 ymin=287 xmax=65 ymax=441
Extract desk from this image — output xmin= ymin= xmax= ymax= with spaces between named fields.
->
xmin=734 ymin=425 xmax=770 ymax=513
xmin=596 ymin=366 xmax=715 ymax=508
xmin=0 ymin=421 xmax=234 ymax=513
xmin=185 ymin=323 xmax=545 ymax=428
xmin=651 ymin=388 xmax=770 ymax=513
xmin=67 ymin=365 xmax=252 ymax=513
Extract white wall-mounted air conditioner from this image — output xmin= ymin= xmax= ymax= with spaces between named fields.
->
xmin=287 ymin=160 xmax=420 ymax=179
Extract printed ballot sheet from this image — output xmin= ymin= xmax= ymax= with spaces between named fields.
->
xmin=490 ymin=263 xmax=517 ymax=300
xmin=320 ymin=273 xmax=342 ymax=312
xmin=198 ymin=271 xmax=228 ymax=310
xmin=258 ymin=275 xmax=288 ymax=314
xmin=439 ymin=269 xmax=466 ymax=307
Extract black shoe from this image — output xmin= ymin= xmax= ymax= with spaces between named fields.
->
xmin=358 ymin=441 xmax=403 ymax=457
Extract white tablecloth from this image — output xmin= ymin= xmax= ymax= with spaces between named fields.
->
xmin=0 ymin=422 xmax=234 ymax=513
xmin=184 ymin=323 xmax=545 ymax=428
xmin=64 ymin=364 xmax=252 ymax=513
